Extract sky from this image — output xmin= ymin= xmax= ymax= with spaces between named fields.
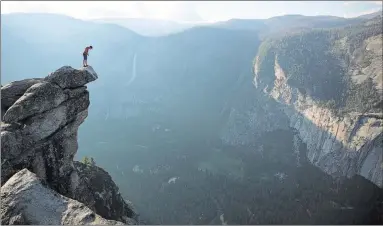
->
xmin=1 ymin=1 xmax=382 ymax=22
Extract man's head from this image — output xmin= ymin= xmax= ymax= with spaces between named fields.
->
xmin=89 ymin=46 xmax=93 ymax=49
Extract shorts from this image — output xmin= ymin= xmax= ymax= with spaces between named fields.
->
xmin=83 ymin=53 xmax=87 ymax=60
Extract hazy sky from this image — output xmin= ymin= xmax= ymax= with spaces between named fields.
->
xmin=1 ymin=1 xmax=382 ymax=22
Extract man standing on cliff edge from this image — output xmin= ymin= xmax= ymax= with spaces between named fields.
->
xmin=83 ymin=45 xmax=93 ymax=67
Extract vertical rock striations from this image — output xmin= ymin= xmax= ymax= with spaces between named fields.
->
xmin=251 ymin=18 xmax=383 ymax=187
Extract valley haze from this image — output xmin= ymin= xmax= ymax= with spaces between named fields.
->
xmin=1 ymin=2 xmax=382 ymax=225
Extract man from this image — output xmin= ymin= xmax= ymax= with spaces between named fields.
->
xmin=83 ymin=45 xmax=93 ymax=67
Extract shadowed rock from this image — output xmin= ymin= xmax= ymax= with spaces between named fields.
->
xmin=3 ymin=82 xmax=66 ymax=123
xmin=1 ymin=169 xmax=125 ymax=225
xmin=72 ymin=162 xmax=138 ymax=224
xmin=1 ymin=93 xmax=90 ymax=185
xmin=1 ymin=78 xmax=43 ymax=109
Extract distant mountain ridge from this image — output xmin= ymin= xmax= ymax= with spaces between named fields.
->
xmin=211 ymin=14 xmax=369 ymax=38
xmin=92 ymin=17 xmax=202 ymax=36
xmin=1 ymin=11 xmax=382 ymax=224
xmin=357 ymin=10 xmax=382 ymax=19
xmin=88 ymin=10 xmax=382 ymax=37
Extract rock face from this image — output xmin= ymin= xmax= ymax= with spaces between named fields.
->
xmin=250 ymin=18 xmax=383 ymax=187
xmin=280 ymin=97 xmax=383 ymax=187
xmin=71 ymin=161 xmax=137 ymax=224
xmin=1 ymin=169 xmax=124 ymax=225
xmin=45 ymin=66 xmax=99 ymax=89
xmin=1 ymin=66 xmax=137 ymax=224
xmin=1 ymin=78 xmax=43 ymax=109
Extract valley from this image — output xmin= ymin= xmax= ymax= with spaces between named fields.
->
xmin=1 ymin=11 xmax=382 ymax=224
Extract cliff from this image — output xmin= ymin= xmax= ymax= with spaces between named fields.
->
xmin=253 ymin=17 xmax=383 ymax=187
xmin=1 ymin=66 xmax=137 ymax=224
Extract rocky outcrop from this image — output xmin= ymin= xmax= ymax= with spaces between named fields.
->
xmin=1 ymin=169 xmax=124 ymax=225
xmin=1 ymin=66 xmax=137 ymax=224
xmin=1 ymin=78 xmax=43 ymax=109
xmin=1 ymin=66 xmax=95 ymax=187
xmin=284 ymin=99 xmax=383 ymax=187
xmin=1 ymin=78 xmax=43 ymax=119
xmin=253 ymin=49 xmax=383 ymax=187
xmin=243 ymin=17 xmax=383 ymax=187
xmin=71 ymin=161 xmax=137 ymax=224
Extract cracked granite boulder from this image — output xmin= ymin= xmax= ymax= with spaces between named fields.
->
xmin=1 ymin=169 xmax=124 ymax=225
xmin=1 ymin=66 xmax=137 ymax=224
xmin=45 ymin=65 xmax=98 ymax=89
xmin=1 ymin=78 xmax=43 ymax=109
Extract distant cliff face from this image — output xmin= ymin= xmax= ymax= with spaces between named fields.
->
xmin=1 ymin=66 xmax=137 ymax=224
xmin=252 ymin=17 xmax=383 ymax=187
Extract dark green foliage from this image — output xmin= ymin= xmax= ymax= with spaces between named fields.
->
xmin=345 ymin=78 xmax=382 ymax=113
xmin=268 ymin=29 xmax=346 ymax=104
xmin=327 ymin=17 xmax=383 ymax=67
xmin=256 ymin=39 xmax=276 ymax=90
xmin=255 ymin=17 xmax=382 ymax=116
xmin=3 ymin=12 xmax=382 ymax=225
xmin=90 ymin=128 xmax=383 ymax=224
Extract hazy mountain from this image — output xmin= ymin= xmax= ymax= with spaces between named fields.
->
xmin=91 ymin=13 xmax=371 ymax=38
xmin=357 ymin=10 xmax=382 ymax=19
xmin=92 ymin=18 xmax=201 ymax=36
xmin=1 ymin=13 xmax=260 ymax=129
xmin=211 ymin=14 xmax=367 ymax=38
xmin=2 ymin=12 xmax=382 ymax=224
xmin=1 ymin=13 xmax=143 ymax=84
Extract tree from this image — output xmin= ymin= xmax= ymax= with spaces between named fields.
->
xmin=82 ymin=156 xmax=91 ymax=166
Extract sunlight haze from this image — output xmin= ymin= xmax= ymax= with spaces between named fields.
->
xmin=1 ymin=0 xmax=383 ymax=224
xmin=1 ymin=1 xmax=382 ymax=22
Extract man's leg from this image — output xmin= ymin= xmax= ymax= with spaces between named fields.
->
xmin=83 ymin=54 xmax=87 ymax=67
